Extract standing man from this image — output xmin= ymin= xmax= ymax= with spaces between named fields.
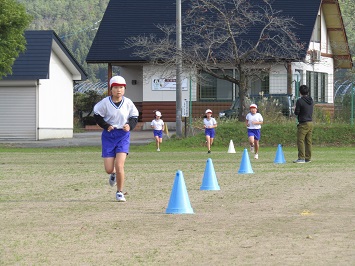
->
xmin=294 ymin=85 xmax=314 ymax=163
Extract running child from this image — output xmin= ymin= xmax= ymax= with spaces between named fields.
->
xmin=151 ymin=111 xmax=164 ymax=151
xmin=93 ymin=75 xmax=139 ymax=202
xmin=203 ymin=109 xmax=217 ymax=153
xmin=246 ymin=104 xmax=263 ymax=159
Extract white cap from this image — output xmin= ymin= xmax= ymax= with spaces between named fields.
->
xmin=205 ymin=109 xmax=212 ymax=114
xmin=155 ymin=111 xmax=162 ymax=116
xmin=110 ymin=76 xmax=126 ymax=88
xmin=250 ymin=104 xmax=257 ymax=109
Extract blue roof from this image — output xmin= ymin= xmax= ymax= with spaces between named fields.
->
xmin=3 ymin=30 xmax=87 ymax=81
xmin=86 ymin=0 xmax=321 ymax=63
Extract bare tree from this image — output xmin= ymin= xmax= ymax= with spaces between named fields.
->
xmin=126 ymin=0 xmax=304 ymax=121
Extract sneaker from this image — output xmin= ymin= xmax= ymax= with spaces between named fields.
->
xmin=293 ymin=159 xmax=305 ymax=163
xmin=254 ymin=153 xmax=258 ymax=159
xmin=109 ymin=173 xmax=116 ymax=187
xmin=207 ymin=150 xmax=211 ymax=154
xmin=116 ymin=191 xmax=126 ymax=202
xmin=250 ymin=145 xmax=255 ymax=153
xmin=157 ymin=148 xmax=160 ymax=151
xmin=305 ymin=159 xmax=311 ymax=163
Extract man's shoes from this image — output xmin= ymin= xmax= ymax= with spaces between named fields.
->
xmin=207 ymin=150 xmax=211 ymax=154
xmin=157 ymin=148 xmax=160 ymax=151
xmin=293 ymin=159 xmax=305 ymax=163
xmin=254 ymin=153 xmax=258 ymax=159
xmin=109 ymin=173 xmax=116 ymax=186
xmin=116 ymin=191 xmax=126 ymax=202
xmin=250 ymin=145 xmax=254 ymax=153
xmin=305 ymin=159 xmax=311 ymax=163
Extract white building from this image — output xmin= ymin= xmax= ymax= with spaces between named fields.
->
xmin=0 ymin=30 xmax=87 ymax=140
xmin=87 ymin=0 xmax=352 ymax=124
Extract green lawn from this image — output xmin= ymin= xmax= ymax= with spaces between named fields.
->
xmin=0 ymin=146 xmax=354 ymax=265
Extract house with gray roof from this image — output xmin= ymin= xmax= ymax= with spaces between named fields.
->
xmin=0 ymin=30 xmax=87 ymax=140
xmin=86 ymin=0 xmax=352 ymax=124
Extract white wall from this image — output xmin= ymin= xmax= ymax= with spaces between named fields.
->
xmin=141 ymin=65 xmax=193 ymax=101
xmin=38 ymin=50 xmax=73 ymax=139
xmin=269 ymin=65 xmax=288 ymax=94
xmin=119 ymin=66 xmax=143 ymax=101
xmin=290 ymin=8 xmax=335 ymax=103
xmin=119 ymin=65 xmax=197 ymax=102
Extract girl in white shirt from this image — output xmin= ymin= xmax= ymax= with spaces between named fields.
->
xmin=246 ymin=104 xmax=264 ymax=159
xmin=151 ymin=111 xmax=164 ymax=151
xmin=94 ymin=75 xmax=139 ymax=202
xmin=203 ymin=109 xmax=217 ymax=154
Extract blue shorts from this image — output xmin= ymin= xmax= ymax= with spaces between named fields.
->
xmin=101 ymin=129 xmax=130 ymax=157
xmin=205 ymin=128 xmax=215 ymax=138
xmin=247 ymin=129 xmax=261 ymax=140
xmin=153 ymin=130 xmax=163 ymax=138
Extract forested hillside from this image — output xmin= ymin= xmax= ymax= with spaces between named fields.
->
xmin=19 ymin=0 xmax=354 ymax=83
xmin=19 ymin=0 xmax=109 ymax=82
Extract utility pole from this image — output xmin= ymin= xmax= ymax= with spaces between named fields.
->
xmin=176 ymin=0 xmax=183 ymax=137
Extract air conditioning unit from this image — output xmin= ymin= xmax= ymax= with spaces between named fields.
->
xmin=310 ymin=50 xmax=321 ymax=62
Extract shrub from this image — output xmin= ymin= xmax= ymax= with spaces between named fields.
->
xmin=74 ymin=90 xmax=104 ymax=127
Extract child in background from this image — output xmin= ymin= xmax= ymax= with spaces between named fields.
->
xmin=203 ymin=109 xmax=217 ymax=154
xmin=246 ymin=104 xmax=263 ymax=159
xmin=151 ymin=111 xmax=164 ymax=151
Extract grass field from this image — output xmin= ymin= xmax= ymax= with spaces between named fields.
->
xmin=0 ymin=145 xmax=354 ymax=265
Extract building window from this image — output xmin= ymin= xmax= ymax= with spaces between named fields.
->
xmin=199 ymin=69 xmax=269 ymax=101
xmin=249 ymin=73 xmax=269 ymax=95
xmin=306 ymin=71 xmax=328 ymax=103
xmin=321 ymin=73 xmax=326 ymax=102
xmin=294 ymin=70 xmax=303 ymax=98
xmin=199 ymin=70 xmax=234 ymax=101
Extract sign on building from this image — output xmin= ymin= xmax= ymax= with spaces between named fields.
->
xmin=152 ymin=78 xmax=188 ymax=91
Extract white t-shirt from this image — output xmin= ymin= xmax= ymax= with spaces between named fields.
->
xmin=93 ymin=96 xmax=139 ymax=128
xmin=203 ymin=117 xmax=217 ymax=128
xmin=151 ymin=119 xmax=164 ymax=130
xmin=246 ymin=112 xmax=263 ymax=129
